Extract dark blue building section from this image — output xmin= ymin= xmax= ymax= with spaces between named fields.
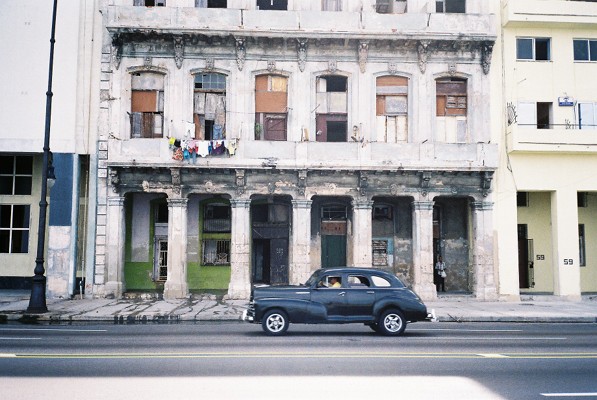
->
xmin=49 ymin=153 xmax=74 ymax=227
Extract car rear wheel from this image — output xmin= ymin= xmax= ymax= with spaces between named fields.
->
xmin=378 ymin=309 xmax=406 ymax=336
xmin=262 ymin=309 xmax=289 ymax=336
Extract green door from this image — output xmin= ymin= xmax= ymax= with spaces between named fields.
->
xmin=321 ymin=235 xmax=346 ymax=268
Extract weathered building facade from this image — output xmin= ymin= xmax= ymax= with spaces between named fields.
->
xmin=96 ymin=0 xmax=498 ymax=301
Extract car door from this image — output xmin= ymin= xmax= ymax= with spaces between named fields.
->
xmin=343 ymin=274 xmax=376 ymax=321
xmin=310 ymin=274 xmax=347 ymax=322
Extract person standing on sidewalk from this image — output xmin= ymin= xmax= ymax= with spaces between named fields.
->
xmin=435 ymin=256 xmax=447 ymax=292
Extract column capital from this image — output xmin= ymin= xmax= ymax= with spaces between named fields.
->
xmin=230 ymin=199 xmax=251 ymax=209
xmin=352 ymin=199 xmax=374 ymax=209
xmin=291 ymin=199 xmax=312 ymax=209
xmin=471 ymin=201 xmax=494 ymax=211
xmin=411 ymin=200 xmax=434 ymax=211
xmin=167 ymin=197 xmax=188 ymax=207
xmin=107 ymin=196 xmax=125 ymax=207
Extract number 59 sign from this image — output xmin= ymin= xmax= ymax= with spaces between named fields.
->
xmin=563 ymin=259 xmax=574 ymax=265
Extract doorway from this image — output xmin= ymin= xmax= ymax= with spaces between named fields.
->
xmin=251 ymin=198 xmax=290 ymax=285
xmin=320 ymin=203 xmax=348 ymax=268
xmin=321 ymin=234 xmax=346 ymax=268
xmin=518 ymin=224 xmax=534 ymax=289
xmin=154 ymin=238 xmax=168 ymax=282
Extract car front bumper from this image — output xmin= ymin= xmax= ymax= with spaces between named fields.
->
xmin=426 ymin=309 xmax=437 ymax=322
xmin=241 ymin=309 xmax=253 ymax=322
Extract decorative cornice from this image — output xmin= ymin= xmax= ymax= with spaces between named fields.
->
xmin=109 ymin=169 xmax=120 ymax=193
xmin=267 ymin=60 xmax=276 ymax=73
xmin=358 ymin=41 xmax=369 ymax=73
xmin=297 ymin=170 xmax=307 ymax=196
xmin=173 ymin=36 xmax=184 ymax=69
xmin=481 ymin=41 xmax=494 ymax=75
xmin=327 ymin=60 xmax=337 ymax=74
xmin=417 ymin=40 xmax=430 ymax=74
xmin=107 ymin=30 xmax=495 ymax=74
xmin=235 ymin=169 xmax=246 ymax=195
xmin=481 ymin=171 xmax=493 ymax=197
xmin=296 ymin=38 xmax=308 ymax=72
xmin=205 ymin=57 xmax=215 ymax=71
xmin=111 ymin=35 xmax=123 ymax=70
xmin=235 ymin=37 xmax=246 ymax=71
xmin=419 ymin=171 xmax=431 ymax=196
xmin=388 ymin=62 xmax=398 ymax=75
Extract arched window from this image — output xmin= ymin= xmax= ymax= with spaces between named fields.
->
xmin=376 ymin=75 xmax=408 ymax=143
xmin=193 ymin=72 xmax=227 ymax=140
xmin=131 ymin=72 xmax=165 ymax=138
xmin=255 ymin=74 xmax=288 ymax=141
xmin=436 ymin=77 xmax=468 ymax=143
xmin=315 ymin=75 xmax=348 ymax=142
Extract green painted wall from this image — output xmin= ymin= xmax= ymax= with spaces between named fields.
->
xmin=123 ymin=196 xmax=232 ymax=293
xmin=188 ymin=263 xmax=231 ymax=292
xmin=124 ymin=196 xmax=162 ymax=291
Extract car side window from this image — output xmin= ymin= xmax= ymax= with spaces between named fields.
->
xmin=318 ymin=276 xmax=342 ymax=288
xmin=348 ymin=275 xmax=370 ymax=288
xmin=371 ymin=275 xmax=391 ymax=287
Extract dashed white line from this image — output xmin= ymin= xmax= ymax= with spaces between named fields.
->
xmin=478 ymin=353 xmax=510 ymax=358
xmin=541 ymin=393 xmax=597 ymax=397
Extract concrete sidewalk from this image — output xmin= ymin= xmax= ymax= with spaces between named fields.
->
xmin=1 ymin=291 xmax=596 ymax=324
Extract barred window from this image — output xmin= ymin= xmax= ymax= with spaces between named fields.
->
xmin=202 ymin=239 xmax=230 ymax=265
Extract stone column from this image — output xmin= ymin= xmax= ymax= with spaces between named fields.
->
xmin=228 ymin=198 xmax=252 ymax=299
xmin=105 ymin=195 xmax=126 ymax=298
xmin=163 ymin=197 xmax=189 ymax=299
xmin=352 ymin=199 xmax=374 ymax=268
xmin=412 ymin=200 xmax=437 ymax=300
xmin=471 ymin=201 xmax=498 ymax=300
xmin=551 ymin=190 xmax=582 ymax=301
xmin=290 ymin=199 xmax=312 ymax=285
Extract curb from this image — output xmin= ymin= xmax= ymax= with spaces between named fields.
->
xmin=2 ymin=312 xmax=596 ymax=324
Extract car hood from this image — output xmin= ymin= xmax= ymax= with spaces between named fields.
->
xmin=251 ymin=284 xmax=308 ymax=299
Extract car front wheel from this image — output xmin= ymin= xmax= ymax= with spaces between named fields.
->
xmin=378 ymin=309 xmax=406 ymax=336
xmin=261 ymin=309 xmax=289 ymax=336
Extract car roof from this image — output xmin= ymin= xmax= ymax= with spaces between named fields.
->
xmin=316 ymin=267 xmax=393 ymax=277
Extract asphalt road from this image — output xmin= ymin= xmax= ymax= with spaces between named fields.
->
xmin=1 ymin=321 xmax=596 ymax=400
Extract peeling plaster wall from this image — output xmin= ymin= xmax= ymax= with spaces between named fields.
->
xmin=46 ymin=226 xmax=72 ymax=298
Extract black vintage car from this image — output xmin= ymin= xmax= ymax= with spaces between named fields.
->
xmin=242 ymin=267 xmax=432 ymax=336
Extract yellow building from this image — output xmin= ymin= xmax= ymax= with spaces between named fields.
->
xmin=496 ymin=0 xmax=597 ymax=300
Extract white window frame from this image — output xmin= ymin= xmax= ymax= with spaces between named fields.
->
xmin=573 ymin=39 xmax=597 ymax=62
xmin=516 ymin=37 xmax=551 ymax=61
xmin=517 ymin=102 xmax=553 ymax=129
xmin=578 ymin=102 xmax=597 ymax=130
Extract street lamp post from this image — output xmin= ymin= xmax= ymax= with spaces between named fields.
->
xmin=27 ymin=0 xmax=59 ymax=313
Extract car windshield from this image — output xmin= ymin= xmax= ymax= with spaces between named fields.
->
xmin=305 ymin=270 xmax=324 ymax=287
